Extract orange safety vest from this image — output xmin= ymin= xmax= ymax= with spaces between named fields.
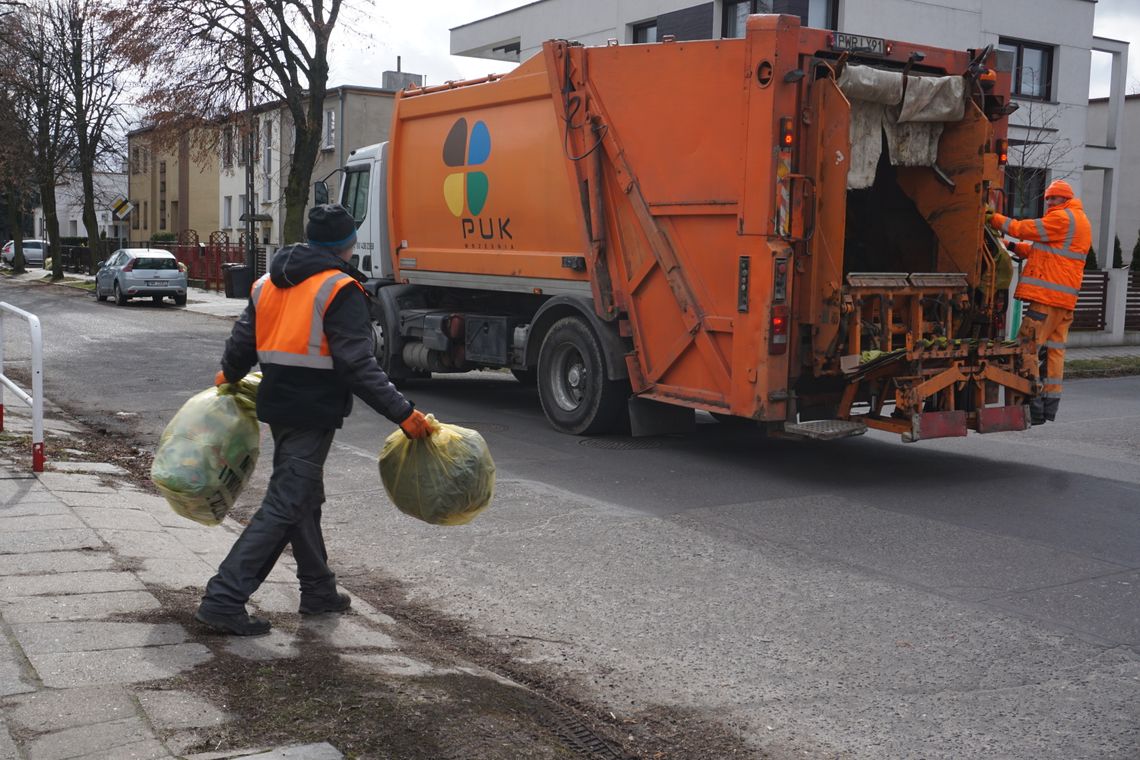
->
xmin=992 ymin=198 xmax=1092 ymax=310
xmin=250 ymin=270 xmax=364 ymax=369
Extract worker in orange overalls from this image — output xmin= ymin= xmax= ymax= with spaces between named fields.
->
xmin=988 ymin=179 xmax=1092 ymax=425
xmin=195 ymin=204 xmax=435 ymax=636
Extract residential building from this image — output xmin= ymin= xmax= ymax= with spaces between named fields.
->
xmin=451 ymin=0 xmax=1128 ymax=266
xmin=1084 ymin=92 xmax=1138 ymax=265
xmin=126 ymin=126 xmax=220 ymax=246
xmin=32 ymin=170 xmax=128 ymax=245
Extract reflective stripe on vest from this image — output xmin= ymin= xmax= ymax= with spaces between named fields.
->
xmin=253 ymin=270 xmax=362 ymax=370
xmin=1027 ymin=241 xmax=1085 ymax=262
xmin=1020 ymin=276 xmax=1079 ymax=297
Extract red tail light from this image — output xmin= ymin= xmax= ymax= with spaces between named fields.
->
xmin=779 ymin=117 xmax=794 ymax=148
xmin=122 ymin=258 xmax=136 ymax=272
xmin=996 ymin=138 xmax=1008 ymax=165
xmin=769 ymin=304 xmax=788 ymax=354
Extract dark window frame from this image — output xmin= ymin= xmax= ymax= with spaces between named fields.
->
xmin=632 ymin=19 xmax=658 ymax=44
xmin=1004 ymin=165 xmax=1047 ymax=219
xmin=723 ymin=0 xmax=764 ymax=38
xmin=998 ymin=37 xmax=1054 ymax=101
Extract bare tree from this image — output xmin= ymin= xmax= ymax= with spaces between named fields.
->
xmin=108 ymin=0 xmax=356 ymax=244
xmin=0 ymin=4 xmax=76 ymax=280
xmin=55 ymin=0 xmax=128 ymax=265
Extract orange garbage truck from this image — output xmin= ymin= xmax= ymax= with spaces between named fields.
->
xmin=318 ymin=14 xmax=1037 ymax=442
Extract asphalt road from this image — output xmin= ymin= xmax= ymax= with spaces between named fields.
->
xmin=3 ymin=278 xmax=1138 ymax=759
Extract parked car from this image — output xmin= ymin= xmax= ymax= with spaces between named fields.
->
xmin=1 ymin=239 xmax=47 ymax=267
xmin=95 ymin=248 xmax=188 ymax=306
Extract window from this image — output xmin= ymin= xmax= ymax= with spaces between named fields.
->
xmin=141 ymin=149 xmax=148 ymax=174
xmin=223 ymin=196 xmax=233 ymax=228
xmin=262 ymin=120 xmax=273 ymax=202
xmin=632 ymin=20 xmax=657 ymax=44
xmin=142 ymin=201 xmax=148 ymax=230
xmin=998 ymin=38 xmax=1053 ymax=100
xmin=323 ymin=109 xmax=335 ymax=150
xmin=136 ymin=257 xmax=179 ymax=271
xmin=222 ymin=127 xmax=234 ymax=169
xmin=130 ymin=147 xmax=139 ymax=175
xmin=159 ymin=200 xmax=166 ymax=230
xmin=131 ymin=200 xmax=139 ymax=230
xmin=1004 ymin=166 xmax=1046 ymax=219
xmin=238 ymin=194 xmax=246 ymax=223
xmin=69 ymin=220 xmax=78 ymax=237
xmin=341 ymin=168 xmax=370 ymax=225
xmin=723 ymin=1 xmax=766 ymax=38
xmin=171 ymin=200 xmax=178 ymax=231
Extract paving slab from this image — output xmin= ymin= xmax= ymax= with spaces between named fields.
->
xmin=135 ymin=557 xmax=214 ymax=590
xmin=94 ymin=529 xmax=200 ymax=561
xmin=0 ymin=500 xmax=69 ymax=516
xmin=340 ymin=653 xmax=438 ymax=678
xmin=12 ymin=622 xmax=189 ymax=655
xmin=47 ymin=462 xmax=129 ymax=476
xmin=0 ymin=550 xmax=113 ymax=577
xmin=0 ymin=515 xmax=85 ymax=533
xmin=0 ymin=481 xmax=58 ymax=506
xmin=6 ymin=686 xmax=137 ymax=733
xmin=245 ymin=581 xmax=301 ymax=614
xmin=0 ymin=661 xmax=36 ymax=697
xmin=0 ymin=571 xmax=144 ymax=598
xmin=23 ymin=716 xmax=158 ymax=760
xmin=28 ymin=642 xmax=212 ymax=687
xmin=67 ymin=738 xmax=171 ymax=759
xmin=222 ymin=631 xmax=298 ymax=661
xmin=0 ymin=724 xmax=16 ymax=760
xmin=0 ymin=528 xmax=102 ymax=555
xmin=296 ymin=615 xmax=398 ymax=650
xmin=32 ymin=472 xmax=117 ymax=494
xmin=165 ymin=527 xmax=243 ymax=557
xmin=0 ymin=590 xmax=160 ymax=623
xmin=135 ymin=689 xmax=229 ymax=730
xmin=53 ymin=491 xmax=148 ymax=509
xmin=227 ymin=744 xmax=343 ymax=760
xmin=71 ymin=507 xmax=163 ymax=532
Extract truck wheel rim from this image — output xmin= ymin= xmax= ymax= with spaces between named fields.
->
xmin=550 ymin=344 xmax=587 ymax=412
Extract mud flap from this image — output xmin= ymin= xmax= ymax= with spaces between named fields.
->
xmin=976 ymin=405 xmax=1031 ymax=434
xmin=902 ymin=410 xmax=967 ymax=443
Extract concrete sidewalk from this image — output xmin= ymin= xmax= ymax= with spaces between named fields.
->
xmin=0 ymin=400 xmax=522 ymax=759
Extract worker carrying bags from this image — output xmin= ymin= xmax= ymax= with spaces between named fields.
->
xmin=150 ymin=375 xmax=262 ymax=526
xmin=379 ymin=414 xmax=495 ymax=526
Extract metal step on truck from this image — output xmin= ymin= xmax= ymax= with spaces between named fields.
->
xmin=315 ymin=13 xmax=1036 ymax=443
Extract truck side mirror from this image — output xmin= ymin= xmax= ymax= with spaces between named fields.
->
xmin=313 ymin=181 xmax=329 ymax=205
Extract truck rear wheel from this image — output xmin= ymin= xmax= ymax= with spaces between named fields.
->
xmin=537 ymin=317 xmax=628 ymax=435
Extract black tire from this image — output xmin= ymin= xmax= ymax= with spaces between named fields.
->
xmin=114 ymin=283 xmax=128 ymax=306
xmin=511 ymin=368 xmax=537 ymax=386
xmin=152 ymin=295 xmax=163 ymax=304
xmin=96 ymin=284 xmax=107 ymax=302
xmin=174 ymin=293 xmax=187 ymax=306
xmin=372 ymin=307 xmax=423 ymax=381
xmin=537 ymin=316 xmax=628 ymax=435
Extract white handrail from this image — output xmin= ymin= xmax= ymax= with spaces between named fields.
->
xmin=0 ymin=302 xmax=44 ymax=472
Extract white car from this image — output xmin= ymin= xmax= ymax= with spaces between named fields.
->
xmin=1 ymin=239 xmax=46 ymax=267
xmin=95 ymin=248 xmax=188 ymax=306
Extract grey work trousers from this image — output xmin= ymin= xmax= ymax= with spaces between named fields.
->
xmin=200 ymin=425 xmax=337 ymax=614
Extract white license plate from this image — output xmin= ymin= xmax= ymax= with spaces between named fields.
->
xmin=830 ymin=32 xmax=886 ymax=56
xmin=146 ymin=280 xmax=165 ymax=286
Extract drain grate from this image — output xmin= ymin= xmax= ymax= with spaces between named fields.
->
xmin=578 ymin=437 xmax=663 ymax=450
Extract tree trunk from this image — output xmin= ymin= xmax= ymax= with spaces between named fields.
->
xmin=282 ymin=120 xmax=320 ymax=245
xmin=5 ymin=188 xmax=25 ymax=275
xmin=70 ymin=15 xmax=102 ymax=269
xmin=38 ymin=176 xmax=61 ymax=279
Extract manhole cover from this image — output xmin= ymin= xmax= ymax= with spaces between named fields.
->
xmin=578 ymin=438 xmax=664 ymax=450
xmin=447 ymin=421 xmax=509 ymax=433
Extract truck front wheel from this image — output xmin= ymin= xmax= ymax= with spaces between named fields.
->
xmin=537 ymin=317 xmax=628 ymax=435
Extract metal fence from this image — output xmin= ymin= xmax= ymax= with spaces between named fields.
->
xmin=1126 ymin=271 xmax=1140 ymax=332
xmin=1072 ymin=270 xmax=1109 ymax=331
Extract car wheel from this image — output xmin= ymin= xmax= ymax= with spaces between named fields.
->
xmin=95 ymin=283 xmax=107 ymax=302
xmin=537 ymin=316 xmax=629 ymax=435
xmin=152 ymin=295 xmax=164 ymax=305
xmin=114 ymin=283 xmax=128 ymax=306
xmin=174 ymin=293 xmax=187 ymax=306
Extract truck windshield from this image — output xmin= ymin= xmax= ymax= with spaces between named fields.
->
xmin=342 ymin=168 xmax=369 ymax=225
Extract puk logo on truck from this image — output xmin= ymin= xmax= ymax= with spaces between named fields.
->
xmin=442 ymin=117 xmax=512 ymax=248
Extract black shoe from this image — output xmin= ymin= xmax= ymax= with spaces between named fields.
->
xmin=299 ymin=592 xmax=352 ymax=615
xmin=194 ymin=607 xmax=271 ymax=636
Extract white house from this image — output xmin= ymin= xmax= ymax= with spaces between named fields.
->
xmin=33 ymin=171 xmax=129 ymax=245
xmin=452 ymin=0 xmax=1128 ymax=265
xmin=1084 ymin=92 xmax=1139 ymax=265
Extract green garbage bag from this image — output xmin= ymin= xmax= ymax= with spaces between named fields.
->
xmin=150 ymin=375 xmax=261 ymax=526
xmin=379 ymin=415 xmax=494 ymax=526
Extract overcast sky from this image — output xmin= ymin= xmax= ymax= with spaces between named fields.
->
xmin=329 ymin=1 xmax=1140 ymax=97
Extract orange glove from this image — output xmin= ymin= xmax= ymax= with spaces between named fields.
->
xmin=214 ymin=370 xmax=227 ymax=387
xmin=399 ymin=410 xmax=433 ymax=439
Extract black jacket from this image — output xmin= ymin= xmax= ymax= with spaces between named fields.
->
xmin=219 ymin=244 xmax=414 ymax=430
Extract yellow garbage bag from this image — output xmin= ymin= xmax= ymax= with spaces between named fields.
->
xmin=150 ymin=375 xmax=261 ymax=526
xmin=378 ymin=415 xmax=494 ymax=526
